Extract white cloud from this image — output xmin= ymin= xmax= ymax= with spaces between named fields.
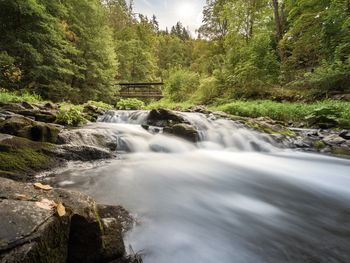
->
xmin=133 ymin=0 xmax=205 ymax=34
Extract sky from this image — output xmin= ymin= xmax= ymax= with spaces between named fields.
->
xmin=133 ymin=0 xmax=206 ymax=35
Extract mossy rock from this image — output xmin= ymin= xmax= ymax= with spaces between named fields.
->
xmin=0 ymin=135 xmax=57 ymax=179
xmin=247 ymin=120 xmax=296 ymax=138
xmin=0 ymin=116 xmax=60 ymax=143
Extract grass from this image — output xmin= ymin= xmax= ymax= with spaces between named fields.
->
xmin=210 ymin=100 xmax=350 ymax=127
xmin=0 ymin=89 xmax=43 ymax=103
xmin=146 ymin=99 xmax=195 ymax=111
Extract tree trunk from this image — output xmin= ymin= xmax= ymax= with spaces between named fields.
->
xmin=272 ymin=0 xmax=285 ymax=62
xmin=272 ymin=0 xmax=283 ymax=41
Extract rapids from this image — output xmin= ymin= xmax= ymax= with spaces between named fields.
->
xmin=53 ymin=110 xmax=350 ymax=263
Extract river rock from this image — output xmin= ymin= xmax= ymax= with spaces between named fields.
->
xmin=0 ymin=116 xmax=61 ymax=143
xmin=323 ymin=134 xmax=346 ymax=146
xmin=147 ymin=109 xmax=187 ymax=127
xmin=339 ymin=130 xmax=350 ymax=140
xmin=21 ymin=102 xmax=37 ymax=110
xmin=83 ymin=105 xmax=106 ymax=122
xmin=43 ymin=102 xmax=59 ymax=110
xmin=57 ymin=126 xmax=118 ymax=151
xmin=54 ymin=145 xmax=114 ymax=161
xmin=0 ymin=177 xmax=130 ymax=263
xmin=0 ymin=103 xmax=26 ymax=112
xmin=169 ymin=123 xmax=199 ymax=142
xmin=187 ymin=105 xmax=209 ymax=114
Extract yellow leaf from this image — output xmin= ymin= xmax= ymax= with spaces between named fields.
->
xmin=56 ymin=202 xmax=66 ymax=217
xmin=15 ymin=194 xmax=31 ymax=201
xmin=36 ymin=199 xmax=57 ymax=210
xmin=34 ymin=183 xmax=53 ymax=191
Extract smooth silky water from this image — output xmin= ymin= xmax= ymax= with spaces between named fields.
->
xmin=53 ymin=111 xmax=350 ymax=263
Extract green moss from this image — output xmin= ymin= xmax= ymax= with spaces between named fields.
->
xmin=247 ymin=122 xmax=296 ymax=137
xmin=331 ymin=147 xmax=350 ymax=157
xmin=0 ymin=135 xmax=56 ymax=175
xmin=313 ymin=140 xmax=326 ymax=150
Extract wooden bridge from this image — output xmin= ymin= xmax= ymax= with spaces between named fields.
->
xmin=118 ymin=82 xmax=164 ymax=99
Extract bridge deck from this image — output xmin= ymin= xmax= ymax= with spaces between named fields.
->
xmin=118 ymin=82 xmax=164 ymax=99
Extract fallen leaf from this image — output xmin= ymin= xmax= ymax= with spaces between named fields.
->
xmin=34 ymin=183 xmax=53 ymax=191
xmin=15 ymin=194 xmax=31 ymax=201
xmin=36 ymin=199 xmax=57 ymax=210
xmin=56 ymin=202 xmax=66 ymax=217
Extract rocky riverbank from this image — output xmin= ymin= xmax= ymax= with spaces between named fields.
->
xmin=0 ymin=102 xmax=135 ymax=263
xmin=144 ymin=107 xmax=350 ymax=158
xmin=1 ymin=102 xmax=349 ymax=262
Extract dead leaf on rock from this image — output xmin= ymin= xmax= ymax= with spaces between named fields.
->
xmin=34 ymin=183 xmax=53 ymax=191
xmin=36 ymin=199 xmax=57 ymax=211
xmin=15 ymin=194 xmax=31 ymax=201
xmin=56 ymin=202 xmax=66 ymax=217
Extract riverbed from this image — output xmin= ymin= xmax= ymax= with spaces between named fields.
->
xmin=52 ymin=111 xmax=350 ymax=263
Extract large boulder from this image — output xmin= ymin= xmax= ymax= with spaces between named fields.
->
xmin=0 ymin=177 xmax=131 ymax=263
xmin=323 ymin=134 xmax=346 ymax=146
xmin=0 ymin=135 xmax=57 ymax=181
xmin=0 ymin=102 xmax=58 ymax=123
xmin=0 ymin=116 xmax=61 ymax=143
xmin=53 ymin=145 xmax=114 ymax=162
xmin=165 ymin=123 xmax=200 ymax=142
xmin=0 ymin=103 xmax=26 ymax=112
xmin=147 ymin=109 xmax=188 ymax=127
xmin=83 ymin=105 xmax=106 ymax=122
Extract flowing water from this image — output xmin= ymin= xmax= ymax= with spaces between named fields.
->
xmin=53 ymin=110 xmax=350 ymax=263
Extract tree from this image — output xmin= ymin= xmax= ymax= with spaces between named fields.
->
xmin=0 ymin=0 xmax=77 ymax=98
xmin=198 ymin=0 xmax=228 ymax=40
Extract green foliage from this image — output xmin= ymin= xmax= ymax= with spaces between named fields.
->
xmin=0 ymin=0 xmax=349 ymax=105
xmin=0 ymin=52 xmax=21 ymax=87
xmin=117 ymin=98 xmax=145 ymax=110
xmin=212 ymin=100 xmax=350 ymax=128
xmin=165 ymin=68 xmax=200 ymax=102
xmin=307 ymin=59 xmax=350 ymax=93
xmin=86 ymin=101 xmax=113 ymax=110
xmin=194 ymin=76 xmax=221 ymax=104
xmin=313 ymin=140 xmax=326 ymax=150
xmin=146 ymin=99 xmax=195 ymax=111
xmin=305 ymin=106 xmax=341 ymax=127
xmin=56 ymin=106 xmax=87 ymax=126
xmin=0 ymin=89 xmax=42 ymax=103
xmin=0 ymin=0 xmax=117 ymax=103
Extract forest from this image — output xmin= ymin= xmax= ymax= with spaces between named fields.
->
xmin=1 ymin=1 xmax=350 ymax=262
xmin=0 ymin=0 xmax=348 ymax=103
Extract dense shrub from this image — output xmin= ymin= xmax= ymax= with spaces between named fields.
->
xmin=305 ymin=106 xmax=341 ymax=127
xmin=56 ymin=106 xmax=87 ymax=126
xmin=165 ymin=68 xmax=199 ymax=102
xmin=0 ymin=89 xmax=42 ymax=103
xmin=194 ymin=76 xmax=220 ymax=104
xmin=86 ymin=100 xmax=113 ymax=110
xmin=212 ymin=100 xmax=350 ymax=128
xmin=117 ymin=98 xmax=145 ymax=110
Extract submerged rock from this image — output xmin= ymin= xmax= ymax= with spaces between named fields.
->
xmin=166 ymin=123 xmax=199 ymax=142
xmin=0 ymin=177 xmax=131 ymax=263
xmin=339 ymin=130 xmax=350 ymax=140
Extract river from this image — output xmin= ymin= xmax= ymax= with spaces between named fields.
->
xmin=52 ymin=111 xmax=350 ymax=263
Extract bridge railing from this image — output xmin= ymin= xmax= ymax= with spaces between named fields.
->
xmin=117 ymin=82 xmax=164 ymax=99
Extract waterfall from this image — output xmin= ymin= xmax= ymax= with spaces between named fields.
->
xmin=96 ymin=110 xmax=278 ymax=153
xmin=52 ymin=110 xmax=350 ymax=263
